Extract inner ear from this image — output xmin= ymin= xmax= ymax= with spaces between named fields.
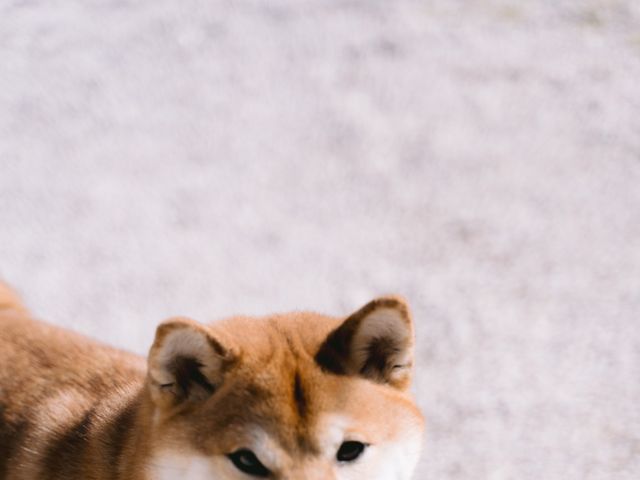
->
xmin=166 ymin=354 xmax=215 ymax=399
xmin=315 ymin=296 xmax=415 ymax=389
xmin=147 ymin=318 xmax=234 ymax=409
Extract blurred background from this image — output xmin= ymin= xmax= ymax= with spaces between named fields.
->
xmin=1 ymin=0 xmax=640 ymax=478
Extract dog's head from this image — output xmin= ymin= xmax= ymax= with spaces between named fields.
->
xmin=145 ymin=297 xmax=424 ymax=479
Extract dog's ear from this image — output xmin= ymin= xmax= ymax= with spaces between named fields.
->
xmin=315 ymin=296 xmax=415 ymax=390
xmin=147 ymin=317 xmax=235 ymax=410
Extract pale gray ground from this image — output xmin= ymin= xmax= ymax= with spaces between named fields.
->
xmin=1 ymin=1 xmax=640 ymax=479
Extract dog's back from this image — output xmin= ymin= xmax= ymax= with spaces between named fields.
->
xmin=0 ymin=284 xmax=146 ymax=479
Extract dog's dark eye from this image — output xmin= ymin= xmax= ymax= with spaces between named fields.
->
xmin=336 ymin=441 xmax=367 ymax=462
xmin=227 ymin=449 xmax=270 ymax=477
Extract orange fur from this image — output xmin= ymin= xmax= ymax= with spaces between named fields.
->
xmin=0 ymin=282 xmax=424 ymax=479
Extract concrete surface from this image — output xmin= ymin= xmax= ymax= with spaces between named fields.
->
xmin=1 ymin=0 xmax=640 ymax=478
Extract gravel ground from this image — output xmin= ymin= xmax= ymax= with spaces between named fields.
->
xmin=1 ymin=1 xmax=640 ymax=479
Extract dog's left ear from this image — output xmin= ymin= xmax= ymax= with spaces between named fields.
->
xmin=147 ymin=317 xmax=235 ymax=410
xmin=315 ymin=296 xmax=415 ymax=390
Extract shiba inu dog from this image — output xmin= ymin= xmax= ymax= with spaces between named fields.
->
xmin=0 ymin=282 xmax=424 ymax=479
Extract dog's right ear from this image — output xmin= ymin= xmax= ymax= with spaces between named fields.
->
xmin=147 ymin=317 xmax=235 ymax=410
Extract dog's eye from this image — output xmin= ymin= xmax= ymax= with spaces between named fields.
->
xmin=336 ymin=441 xmax=367 ymax=462
xmin=227 ymin=449 xmax=270 ymax=477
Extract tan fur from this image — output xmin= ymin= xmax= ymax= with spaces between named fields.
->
xmin=0 ymin=282 xmax=424 ymax=479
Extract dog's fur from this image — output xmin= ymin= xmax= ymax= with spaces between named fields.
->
xmin=0 ymin=282 xmax=424 ymax=479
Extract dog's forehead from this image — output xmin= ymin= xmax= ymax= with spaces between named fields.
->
xmin=185 ymin=312 xmax=418 ymax=454
xmin=181 ymin=324 xmax=330 ymax=454
xmin=213 ymin=311 xmax=342 ymax=357
xmin=224 ymin=352 xmax=329 ymax=453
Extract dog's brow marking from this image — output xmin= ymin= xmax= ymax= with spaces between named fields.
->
xmin=293 ymin=370 xmax=307 ymax=419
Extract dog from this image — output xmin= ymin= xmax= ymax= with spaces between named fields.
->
xmin=0 ymin=282 xmax=424 ymax=479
